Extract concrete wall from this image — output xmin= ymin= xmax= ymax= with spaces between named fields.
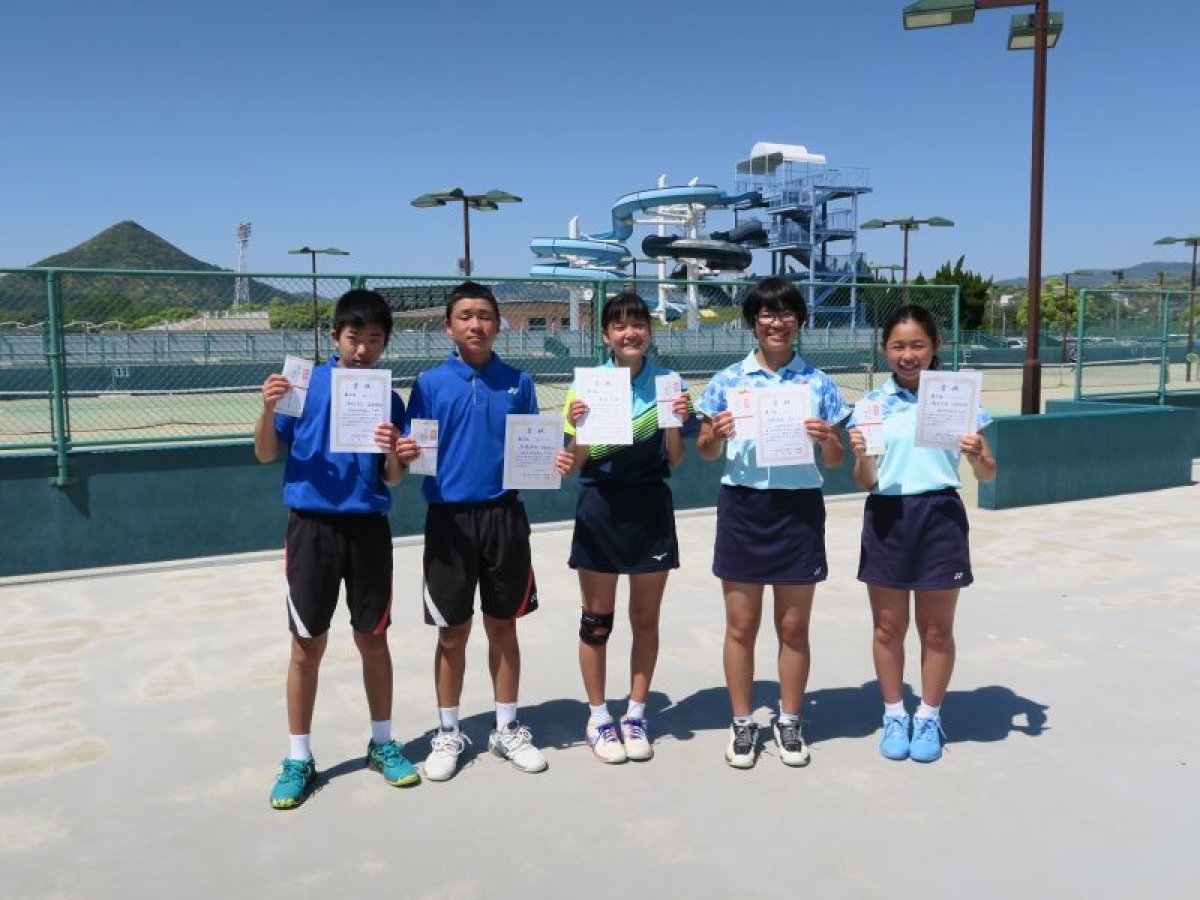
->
xmin=978 ymin=401 xmax=1195 ymax=510
xmin=1075 ymin=392 xmax=1200 ymax=456
xmin=1 ymin=438 xmax=859 ymax=577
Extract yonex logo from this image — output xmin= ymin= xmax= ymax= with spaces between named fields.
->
xmin=953 ymin=572 xmax=964 ymax=581
xmin=814 ymin=567 xmax=823 ymax=575
xmin=507 ymin=387 xmax=520 ymax=395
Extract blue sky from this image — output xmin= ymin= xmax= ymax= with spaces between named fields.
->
xmin=2 ymin=0 xmax=1197 ymax=282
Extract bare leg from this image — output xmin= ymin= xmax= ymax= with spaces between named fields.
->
xmin=914 ymin=589 xmax=959 ymax=707
xmin=286 ymin=632 xmax=328 ymax=734
xmin=723 ymin=580 xmax=764 ymax=717
xmin=627 ymin=571 xmax=668 ymax=704
xmin=434 ymin=619 xmax=472 ymax=708
xmin=353 ymin=630 xmax=392 ymax=722
xmin=576 ymin=569 xmax=619 ymax=706
xmin=482 ymin=613 xmax=520 ymax=704
xmin=869 ymin=585 xmax=912 ymax=705
xmin=772 ymin=584 xmax=815 ymax=716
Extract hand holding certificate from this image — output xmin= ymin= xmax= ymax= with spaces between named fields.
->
xmin=407 ymin=418 xmax=439 ymax=476
xmin=754 ymin=385 xmax=814 ymax=467
xmin=329 ymin=368 xmax=392 ymax=453
xmin=853 ymin=399 xmax=886 ymax=456
xmin=574 ymin=367 xmax=632 ymax=445
xmin=274 ymin=355 xmax=314 ymax=418
xmin=915 ymin=370 xmax=983 ymax=450
xmin=503 ymin=413 xmax=563 ymax=490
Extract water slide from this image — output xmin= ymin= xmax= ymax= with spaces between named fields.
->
xmin=640 ymin=236 xmax=752 ymax=272
xmin=530 ymin=186 xmax=762 ymax=279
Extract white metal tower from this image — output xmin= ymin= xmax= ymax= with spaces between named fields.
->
xmin=235 ymin=222 xmax=252 ymax=310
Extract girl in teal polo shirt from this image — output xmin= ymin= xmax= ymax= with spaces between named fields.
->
xmin=847 ymin=304 xmax=996 ymax=764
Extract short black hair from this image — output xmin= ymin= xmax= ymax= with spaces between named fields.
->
xmin=741 ymin=276 xmax=807 ymax=329
xmin=445 ymin=281 xmax=500 ymax=320
xmin=602 ymin=290 xmax=652 ymax=329
xmin=333 ymin=289 xmax=393 ymax=339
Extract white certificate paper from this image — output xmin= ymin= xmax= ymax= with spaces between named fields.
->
xmin=503 ymin=413 xmax=563 ymax=490
xmin=407 ymin=418 xmax=439 ymax=477
xmin=755 ymin=385 xmax=814 ymax=467
xmin=854 ymin=399 xmax=886 ymax=456
xmin=915 ymin=370 xmax=983 ymax=451
xmin=275 ymin=355 xmax=313 ymax=418
xmin=655 ymin=374 xmax=683 ymax=429
xmin=329 ymin=368 xmax=391 ymax=454
xmin=574 ymin=367 xmax=632 ymax=446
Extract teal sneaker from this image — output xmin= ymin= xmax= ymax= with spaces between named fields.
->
xmin=367 ymin=739 xmax=421 ymax=787
xmin=909 ymin=716 xmax=945 ymax=763
xmin=879 ymin=713 xmax=911 ymax=761
xmin=269 ymin=757 xmax=316 ymax=809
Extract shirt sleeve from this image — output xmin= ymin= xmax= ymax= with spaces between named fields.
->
xmin=273 ymin=412 xmax=295 ymax=444
xmin=403 ymin=374 xmax=426 ymax=434
xmin=390 ymin=390 xmax=405 ymax=427
xmin=977 ymin=406 xmax=994 ymax=429
xmin=697 ymin=372 xmax=727 ymax=418
xmin=520 ymin=373 xmax=538 ymax=415
xmin=816 ymin=375 xmax=851 ymax=425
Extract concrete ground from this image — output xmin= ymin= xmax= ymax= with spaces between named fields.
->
xmin=1 ymin=474 xmax=1198 ymax=900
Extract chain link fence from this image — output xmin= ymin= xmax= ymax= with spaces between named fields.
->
xmin=0 ymin=268 xmax=959 ymax=468
xmin=1075 ymin=288 xmax=1199 ymax=400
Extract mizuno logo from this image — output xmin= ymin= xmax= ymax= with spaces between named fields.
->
xmin=652 ymin=553 xmax=667 ymax=561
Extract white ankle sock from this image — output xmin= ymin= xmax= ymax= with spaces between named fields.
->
xmin=288 ymin=734 xmax=312 ymax=761
xmin=916 ymin=702 xmax=941 ymax=720
xmin=884 ymin=700 xmax=907 ymax=717
xmin=438 ymin=706 xmax=460 ymax=732
xmin=495 ymin=701 xmax=518 ymax=731
xmin=370 ymin=720 xmax=392 ymax=746
xmin=625 ymin=700 xmax=646 ymax=721
xmin=589 ymin=703 xmax=612 ymax=724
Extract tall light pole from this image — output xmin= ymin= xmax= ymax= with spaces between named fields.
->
xmin=1059 ymin=269 xmax=1098 ymax=366
xmin=902 ymin=0 xmax=1064 ymax=414
xmin=860 ymin=217 xmax=955 ymax=287
xmin=1155 ymin=234 xmax=1200 ymax=380
xmin=288 ymin=246 xmax=349 ymax=363
xmin=870 ymin=263 xmax=905 ymax=283
xmin=410 ymin=187 xmax=522 ymax=277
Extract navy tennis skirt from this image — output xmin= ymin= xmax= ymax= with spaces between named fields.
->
xmin=858 ymin=489 xmax=973 ymax=590
xmin=713 ymin=485 xmax=827 ymax=585
xmin=569 ymin=481 xmax=679 ymax=573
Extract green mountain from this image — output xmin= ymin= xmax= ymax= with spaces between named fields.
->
xmin=0 ymin=221 xmax=289 ymax=323
xmin=996 ymin=262 xmax=1195 ymax=289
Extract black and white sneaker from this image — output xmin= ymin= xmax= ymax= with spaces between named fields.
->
xmin=724 ymin=722 xmax=759 ymax=769
xmin=773 ymin=720 xmax=811 ymax=767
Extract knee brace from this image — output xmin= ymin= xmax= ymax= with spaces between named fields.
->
xmin=579 ymin=610 xmax=614 ymax=646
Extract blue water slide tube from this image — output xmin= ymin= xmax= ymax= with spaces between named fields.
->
xmin=591 ymin=186 xmax=762 ymax=242
xmin=530 ymin=237 xmax=632 ymax=269
xmin=529 ymin=262 xmax=625 ymax=281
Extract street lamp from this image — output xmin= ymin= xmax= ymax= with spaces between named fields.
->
xmin=1155 ymin=234 xmax=1200 ymax=380
xmin=870 ymin=263 xmax=905 ymax=283
xmin=289 ymin=246 xmax=350 ymax=363
xmin=410 ymin=187 xmax=522 ymax=277
xmin=902 ymin=0 xmax=1064 ymax=415
xmin=860 ymin=217 xmax=954 ymax=286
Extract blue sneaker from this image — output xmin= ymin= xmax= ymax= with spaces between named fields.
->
xmin=909 ymin=716 xmax=945 ymax=763
xmin=367 ymin=739 xmax=421 ymax=787
xmin=879 ymin=713 xmax=911 ymax=761
xmin=269 ymin=757 xmax=316 ymax=809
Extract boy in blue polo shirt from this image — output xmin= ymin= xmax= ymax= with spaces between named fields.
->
xmin=255 ymin=288 xmax=420 ymax=809
xmin=405 ymin=281 xmax=572 ymax=782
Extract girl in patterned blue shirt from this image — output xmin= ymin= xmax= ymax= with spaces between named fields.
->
xmin=847 ymin=304 xmax=996 ymax=764
xmin=696 ymin=277 xmax=848 ymax=770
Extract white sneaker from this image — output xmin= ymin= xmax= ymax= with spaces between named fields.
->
xmin=586 ymin=719 xmax=627 ymax=764
xmin=488 ymin=721 xmax=548 ymax=773
xmin=725 ymin=722 xmax=758 ymax=769
xmin=619 ymin=716 xmax=653 ymax=762
xmin=773 ymin=720 xmax=811 ymax=767
xmin=424 ymin=727 xmax=469 ymax=782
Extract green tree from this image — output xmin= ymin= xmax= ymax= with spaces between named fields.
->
xmin=930 ymin=256 xmax=991 ymax=330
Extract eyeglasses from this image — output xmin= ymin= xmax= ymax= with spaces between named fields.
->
xmin=755 ymin=311 xmax=799 ymax=325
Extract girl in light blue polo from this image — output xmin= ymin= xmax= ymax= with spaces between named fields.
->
xmin=696 ymin=277 xmax=848 ymax=770
xmin=847 ymin=304 xmax=996 ymax=764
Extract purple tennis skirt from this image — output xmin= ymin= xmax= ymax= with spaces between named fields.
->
xmin=857 ymin=489 xmax=973 ymax=590
xmin=713 ymin=485 xmax=827 ymax=585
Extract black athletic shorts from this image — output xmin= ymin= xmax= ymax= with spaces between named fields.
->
xmin=569 ymin=481 xmax=679 ymax=573
xmin=284 ymin=509 xmax=393 ymax=638
xmin=422 ymin=492 xmax=538 ymax=627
